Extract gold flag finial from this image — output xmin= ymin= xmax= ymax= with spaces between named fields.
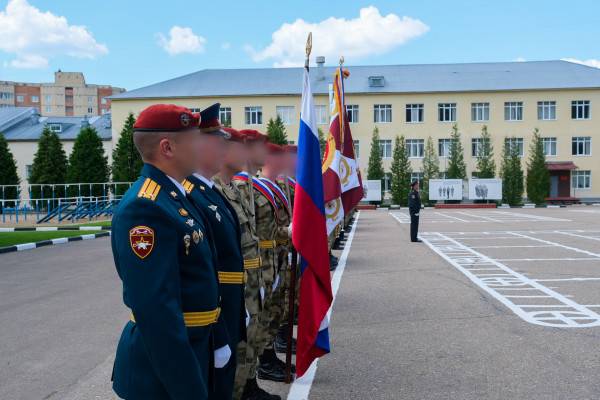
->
xmin=305 ymin=32 xmax=312 ymax=68
xmin=339 ymin=56 xmax=345 ymax=66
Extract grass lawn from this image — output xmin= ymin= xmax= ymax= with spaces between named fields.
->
xmin=0 ymin=230 xmax=106 ymax=247
xmin=77 ymin=220 xmax=112 ymax=228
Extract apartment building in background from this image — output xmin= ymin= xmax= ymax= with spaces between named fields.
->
xmin=107 ymin=60 xmax=600 ymax=202
xmin=0 ymin=71 xmax=125 ymax=117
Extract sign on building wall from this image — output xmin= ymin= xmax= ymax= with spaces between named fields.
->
xmin=429 ymin=179 xmax=464 ymax=201
xmin=362 ymin=180 xmax=382 ymax=202
xmin=468 ymin=179 xmax=503 ymax=200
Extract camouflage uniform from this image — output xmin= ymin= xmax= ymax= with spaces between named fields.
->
xmin=225 ymin=175 xmax=263 ymax=400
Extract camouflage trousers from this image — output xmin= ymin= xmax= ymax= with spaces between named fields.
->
xmin=232 ymin=264 xmax=263 ymax=400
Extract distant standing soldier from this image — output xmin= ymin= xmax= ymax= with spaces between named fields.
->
xmin=111 ymin=104 xmax=223 ymax=400
xmin=409 ymin=180 xmax=422 ymax=243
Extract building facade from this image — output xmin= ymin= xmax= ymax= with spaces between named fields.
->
xmin=0 ymin=71 xmax=125 ymax=117
xmin=108 ymin=60 xmax=600 ymax=202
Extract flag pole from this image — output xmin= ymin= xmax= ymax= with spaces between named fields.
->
xmin=285 ymin=31 xmax=312 ymax=384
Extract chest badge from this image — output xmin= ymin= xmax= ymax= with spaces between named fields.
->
xmin=129 ymin=226 xmax=155 ymax=259
xmin=208 ymin=205 xmax=218 ymax=211
xmin=215 ymin=211 xmax=221 ymax=222
xmin=179 ymin=208 xmax=189 ymax=217
xmin=170 ymin=191 xmax=178 ymax=198
xmin=183 ymin=234 xmax=191 ymax=255
xmin=186 ymin=218 xmax=195 ymax=227
xmin=192 ymin=230 xmax=202 ymax=244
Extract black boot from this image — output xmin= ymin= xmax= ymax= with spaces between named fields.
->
xmin=242 ymin=377 xmax=281 ymax=400
xmin=274 ymin=325 xmax=296 ymax=354
xmin=258 ymin=348 xmax=295 ymax=382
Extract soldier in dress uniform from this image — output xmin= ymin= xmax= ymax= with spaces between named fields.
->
xmin=409 ymin=180 xmax=422 ymax=243
xmin=232 ymin=130 xmax=281 ymax=400
xmin=111 ymin=104 xmax=224 ymax=400
xmin=181 ymin=103 xmax=244 ymax=400
xmin=256 ymin=143 xmax=293 ymax=381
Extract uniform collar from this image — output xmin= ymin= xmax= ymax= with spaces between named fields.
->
xmin=167 ymin=175 xmax=186 ymax=196
xmin=193 ymin=173 xmax=214 ymax=189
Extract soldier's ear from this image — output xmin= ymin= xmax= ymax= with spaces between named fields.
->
xmin=158 ymin=137 xmax=175 ymax=159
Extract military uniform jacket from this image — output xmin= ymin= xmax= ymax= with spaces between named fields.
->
xmin=184 ymin=174 xmax=246 ymax=346
xmin=111 ymin=163 xmax=220 ymax=400
xmin=409 ymin=189 xmax=421 ymax=216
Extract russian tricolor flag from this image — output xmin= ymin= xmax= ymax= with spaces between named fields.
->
xmin=292 ymin=63 xmax=334 ymax=377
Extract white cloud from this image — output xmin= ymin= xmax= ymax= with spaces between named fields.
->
xmin=157 ymin=26 xmax=206 ymax=55
xmin=514 ymin=57 xmax=527 ymax=62
xmin=561 ymin=58 xmax=600 ymax=69
xmin=246 ymin=6 xmax=429 ymax=67
xmin=0 ymin=0 xmax=108 ymax=69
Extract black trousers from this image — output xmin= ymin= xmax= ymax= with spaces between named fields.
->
xmin=410 ymin=213 xmax=419 ymax=241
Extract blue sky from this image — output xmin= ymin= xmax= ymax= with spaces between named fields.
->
xmin=0 ymin=0 xmax=599 ymax=90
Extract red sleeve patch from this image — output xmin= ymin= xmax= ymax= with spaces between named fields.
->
xmin=129 ymin=226 xmax=155 ymax=259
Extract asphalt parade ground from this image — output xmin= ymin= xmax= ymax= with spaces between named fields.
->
xmin=2 ymin=206 xmax=600 ymax=399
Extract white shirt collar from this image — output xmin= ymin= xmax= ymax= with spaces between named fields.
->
xmin=167 ymin=175 xmax=186 ymax=196
xmin=193 ymin=173 xmax=214 ymax=189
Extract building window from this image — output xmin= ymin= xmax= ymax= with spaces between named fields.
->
xmin=411 ymin=172 xmax=424 ymax=186
xmin=101 ymin=97 xmax=107 ymax=105
xmin=572 ymin=170 xmax=591 ymax=189
xmin=379 ymin=139 xmax=392 ymax=158
xmin=438 ymin=103 xmax=456 ymax=122
xmin=383 ymin=173 xmax=392 ymax=192
xmin=219 ymin=107 xmax=232 ymax=125
xmin=438 ymin=138 xmax=452 ymax=157
xmin=188 ymin=108 xmax=201 ymax=113
xmin=315 ymin=105 xmax=328 ymax=125
xmin=346 ymin=104 xmax=359 ymax=123
xmin=542 ymin=137 xmax=557 ymax=156
xmin=0 ymin=92 xmax=14 ymax=100
xmin=406 ymin=139 xmax=424 ymax=158
xmin=405 ymin=104 xmax=424 ymax=123
xmin=471 ymin=102 xmax=489 ymax=122
xmin=505 ymin=138 xmax=524 ymax=157
xmin=87 ymin=107 xmax=93 ymax=114
xmin=45 ymin=105 xmax=51 ymax=113
xmin=245 ymin=106 xmax=262 ymax=125
xmin=538 ymin=101 xmax=556 ymax=120
xmin=276 ymin=106 xmax=295 ymax=125
xmin=504 ymin=102 xmax=523 ymax=121
xmin=26 ymin=165 xmax=33 ymax=180
xmin=471 ymin=138 xmax=483 ymax=157
xmin=16 ymin=95 xmax=24 ymax=103
xmin=88 ymin=96 xmax=94 ymax=104
xmin=353 ymin=140 xmax=360 ymax=158
xmin=48 ymin=123 xmax=62 ymax=133
xmin=572 ymin=136 xmax=591 ymax=156
xmin=31 ymin=95 xmax=39 ymax=103
xmin=374 ymin=104 xmax=392 ymax=123
xmin=571 ymin=100 xmax=590 ymax=120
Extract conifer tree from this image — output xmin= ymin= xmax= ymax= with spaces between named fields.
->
xmin=266 ymin=116 xmax=288 ymax=145
xmin=29 ymin=127 xmax=68 ymax=201
xmin=390 ymin=135 xmax=412 ymax=206
xmin=67 ymin=126 xmax=109 ymax=197
xmin=501 ymin=137 xmax=524 ymax=205
xmin=0 ymin=133 xmax=20 ymax=206
xmin=446 ymin=124 xmax=467 ymax=179
xmin=526 ymin=128 xmax=550 ymax=204
xmin=112 ymin=113 xmax=143 ymax=194
xmin=367 ymin=126 xmax=384 ymax=180
xmin=421 ymin=136 xmax=440 ymax=203
xmin=476 ymin=125 xmax=496 ymax=178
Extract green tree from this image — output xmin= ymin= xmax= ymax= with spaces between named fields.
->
xmin=390 ymin=135 xmax=412 ymax=206
xmin=67 ymin=126 xmax=110 ymax=197
xmin=446 ymin=124 xmax=467 ymax=179
xmin=500 ymin=138 xmax=524 ymax=206
xmin=475 ymin=125 xmax=496 ymax=178
xmin=29 ymin=127 xmax=68 ymax=202
xmin=0 ymin=133 xmax=20 ymax=206
xmin=526 ymin=128 xmax=550 ymax=205
xmin=421 ymin=136 xmax=440 ymax=203
xmin=318 ymin=127 xmax=326 ymax=159
xmin=266 ymin=116 xmax=288 ymax=145
xmin=112 ymin=113 xmax=143 ymax=195
xmin=367 ymin=126 xmax=384 ymax=180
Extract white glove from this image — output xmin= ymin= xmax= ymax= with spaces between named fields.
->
xmin=287 ymin=224 xmax=293 ymax=238
xmin=414 ymin=213 xmax=420 ymax=217
xmin=245 ymin=308 xmax=251 ymax=327
xmin=214 ymin=345 xmax=232 ymax=368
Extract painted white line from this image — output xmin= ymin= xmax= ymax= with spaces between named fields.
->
xmin=419 ymin=232 xmax=600 ymax=328
xmin=16 ymin=243 xmax=36 ymax=251
xmin=287 ymin=212 xmax=361 ymax=400
xmin=555 ymin=230 xmax=600 ymax=242
xmin=535 ymin=277 xmax=600 ymax=282
xmin=471 ymin=245 xmax=554 ymax=249
xmin=491 ymin=210 xmax=570 ymax=222
xmin=507 ymin=232 xmax=600 ymax=259
xmin=434 ymin=212 xmax=469 ymax=222
xmin=495 ymin=258 xmax=600 ymax=262
xmin=456 ymin=211 xmax=502 ymax=222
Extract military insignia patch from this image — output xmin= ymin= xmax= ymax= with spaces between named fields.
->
xmin=129 ymin=226 xmax=155 ymax=259
xmin=180 ymin=113 xmax=191 ymax=127
xmin=179 ymin=208 xmax=189 ymax=217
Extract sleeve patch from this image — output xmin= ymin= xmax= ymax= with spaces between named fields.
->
xmin=129 ymin=225 xmax=155 ymax=259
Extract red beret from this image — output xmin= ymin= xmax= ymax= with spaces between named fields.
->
xmin=240 ymin=129 xmax=267 ymax=143
xmin=266 ymin=142 xmax=285 ymax=154
xmin=134 ymin=104 xmax=199 ymax=132
xmin=223 ymin=127 xmax=245 ymax=143
xmin=284 ymin=144 xmax=297 ymax=154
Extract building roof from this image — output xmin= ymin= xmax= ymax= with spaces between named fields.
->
xmin=111 ymin=60 xmax=600 ymax=100
xmin=0 ymin=107 xmax=112 ymax=141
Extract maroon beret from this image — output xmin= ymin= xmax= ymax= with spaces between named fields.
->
xmin=134 ymin=104 xmax=199 ymax=132
xmin=240 ymin=129 xmax=267 ymax=143
xmin=284 ymin=144 xmax=297 ymax=154
xmin=266 ymin=142 xmax=285 ymax=154
xmin=223 ymin=127 xmax=245 ymax=143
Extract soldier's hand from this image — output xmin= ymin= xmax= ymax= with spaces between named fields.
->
xmin=214 ymin=344 xmax=232 ymax=368
xmin=287 ymin=223 xmax=293 ymax=238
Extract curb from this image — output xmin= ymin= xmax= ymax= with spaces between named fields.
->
xmin=0 ymin=226 xmax=109 ymax=232
xmin=0 ymin=231 xmax=111 ymax=254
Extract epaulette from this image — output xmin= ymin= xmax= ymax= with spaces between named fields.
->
xmin=137 ymin=178 xmax=161 ymax=201
xmin=182 ymin=179 xmax=194 ymax=194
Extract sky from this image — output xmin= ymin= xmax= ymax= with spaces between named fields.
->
xmin=0 ymin=0 xmax=599 ymax=90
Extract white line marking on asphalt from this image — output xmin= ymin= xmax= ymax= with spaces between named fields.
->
xmin=507 ymin=231 xmax=600 ymax=259
xmin=419 ymin=231 xmax=600 ymax=328
xmin=535 ymin=277 xmax=600 ymax=282
xmin=491 ymin=211 xmax=570 ymax=222
xmin=495 ymin=258 xmax=600 ymax=262
xmin=554 ymin=230 xmax=600 ymax=242
xmin=287 ymin=212 xmax=361 ymax=400
xmin=434 ymin=212 xmax=470 ymax=222
xmin=456 ymin=211 xmax=503 ymax=222
xmin=471 ymin=245 xmax=554 ymax=249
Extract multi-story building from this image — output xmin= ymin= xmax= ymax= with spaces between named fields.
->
xmin=106 ymin=60 xmax=599 ymax=202
xmin=0 ymin=71 xmax=125 ymax=117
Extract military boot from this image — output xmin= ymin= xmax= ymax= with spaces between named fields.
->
xmin=241 ymin=377 xmax=281 ymax=400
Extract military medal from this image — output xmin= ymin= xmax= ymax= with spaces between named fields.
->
xmin=183 ymin=234 xmax=191 ymax=255
xmin=170 ymin=191 xmax=178 ymax=198
xmin=186 ymin=218 xmax=195 ymax=227
xmin=179 ymin=208 xmax=188 ymax=217
xmin=209 ymin=205 xmax=218 ymax=211
xmin=215 ymin=211 xmax=221 ymax=222
xmin=192 ymin=230 xmax=200 ymax=244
